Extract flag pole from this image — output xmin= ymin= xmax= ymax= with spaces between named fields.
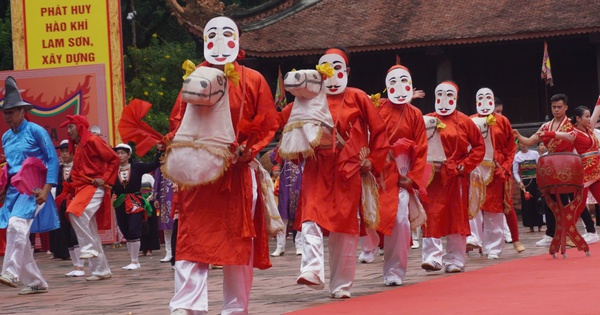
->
xmin=544 ymin=84 xmax=549 ymax=121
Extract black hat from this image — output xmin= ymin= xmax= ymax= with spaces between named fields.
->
xmin=55 ymin=139 xmax=69 ymax=149
xmin=1 ymin=76 xmax=33 ymax=111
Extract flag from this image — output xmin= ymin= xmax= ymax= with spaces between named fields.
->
xmin=274 ymin=65 xmax=287 ymax=110
xmin=541 ymin=41 xmax=553 ymax=86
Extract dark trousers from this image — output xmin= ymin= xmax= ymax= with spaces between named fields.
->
xmin=115 ymin=205 xmax=144 ymax=241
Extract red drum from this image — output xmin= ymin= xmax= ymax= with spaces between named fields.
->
xmin=536 ymin=153 xmax=583 ymax=195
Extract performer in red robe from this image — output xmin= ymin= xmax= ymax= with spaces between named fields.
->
xmin=467 ymin=88 xmax=518 ymax=259
xmin=514 ymin=94 xmax=596 ymax=247
xmin=421 ymin=81 xmax=484 ymax=273
xmin=370 ymin=65 xmax=427 ymax=285
xmin=280 ymin=48 xmax=389 ymax=298
xmin=61 ymin=115 xmax=119 ymax=281
xmin=167 ymin=17 xmax=278 ymax=315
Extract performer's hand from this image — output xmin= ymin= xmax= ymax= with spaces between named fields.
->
xmin=512 ymin=129 xmax=521 ymax=139
xmin=360 ymin=158 xmax=373 ymax=174
xmin=34 ymin=184 xmax=52 ymax=205
xmin=92 ymin=178 xmax=105 ymax=187
xmin=156 ymin=143 xmax=165 ymax=151
xmin=154 ymin=200 xmax=160 ymax=208
xmin=236 ymin=145 xmax=252 ymax=163
xmin=398 ymin=176 xmax=414 ymax=189
xmin=457 ymin=164 xmax=465 ymax=175
xmin=413 ymin=90 xmax=425 ymax=99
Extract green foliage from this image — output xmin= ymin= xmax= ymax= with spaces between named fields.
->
xmin=0 ymin=6 xmax=13 ymax=71
xmin=124 ymin=36 xmax=203 ymax=136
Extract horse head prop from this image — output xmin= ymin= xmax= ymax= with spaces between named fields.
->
xmin=278 ymin=69 xmax=334 ymax=160
xmin=163 ymin=66 xmax=234 ymax=187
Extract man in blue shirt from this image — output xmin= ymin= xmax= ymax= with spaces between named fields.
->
xmin=0 ymin=76 xmax=59 ymax=295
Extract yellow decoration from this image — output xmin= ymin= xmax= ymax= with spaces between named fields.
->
xmin=224 ymin=62 xmax=240 ymax=86
xmin=486 ymin=114 xmax=497 ymax=126
xmin=436 ymin=119 xmax=446 ymax=130
xmin=370 ymin=93 xmax=381 ymax=107
xmin=181 ymin=59 xmax=196 ymax=80
xmin=315 ymin=62 xmax=334 ymax=78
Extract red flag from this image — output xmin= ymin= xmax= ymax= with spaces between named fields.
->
xmin=541 ymin=41 xmax=553 ymax=86
xmin=274 ymin=65 xmax=287 ymax=110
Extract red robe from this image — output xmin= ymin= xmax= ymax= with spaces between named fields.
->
xmin=376 ymin=100 xmax=428 ymax=235
xmin=66 ymin=135 xmax=119 ymax=230
xmin=281 ymin=87 xmax=390 ymax=235
xmin=423 ymin=111 xmax=485 ymax=238
xmin=168 ymin=61 xmax=277 ymax=269
xmin=471 ymin=113 xmax=516 ymax=213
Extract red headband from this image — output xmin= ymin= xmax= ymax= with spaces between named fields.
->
xmin=324 ymin=48 xmax=349 ymax=65
xmin=60 ymin=115 xmax=91 ymax=152
xmin=387 ymin=65 xmax=410 ymax=74
xmin=60 ymin=115 xmax=90 ymax=129
xmin=440 ymin=81 xmax=459 ymax=94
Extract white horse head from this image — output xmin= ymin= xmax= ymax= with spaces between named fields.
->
xmin=423 ymin=116 xmax=446 ymax=163
xmin=163 ymin=66 xmax=234 ymax=187
xmin=471 ymin=116 xmax=495 ymax=184
xmin=279 ymin=69 xmax=334 ymax=160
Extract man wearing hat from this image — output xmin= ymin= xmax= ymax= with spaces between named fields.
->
xmin=0 ymin=76 xmax=60 ymax=294
xmin=60 ymin=114 xmax=119 ymax=281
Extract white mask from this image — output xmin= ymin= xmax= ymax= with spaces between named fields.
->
xmin=318 ymin=53 xmax=348 ymax=95
xmin=476 ymin=88 xmax=495 ymax=116
xmin=203 ymin=17 xmax=239 ymax=65
xmin=386 ymin=67 xmax=413 ymax=105
xmin=435 ymin=82 xmax=458 ymax=116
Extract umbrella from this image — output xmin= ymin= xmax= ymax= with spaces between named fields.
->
xmin=118 ymin=98 xmax=164 ymax=156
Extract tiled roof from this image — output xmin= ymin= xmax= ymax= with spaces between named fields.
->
xmin=239 ymin=0 xmax=600 ymax=57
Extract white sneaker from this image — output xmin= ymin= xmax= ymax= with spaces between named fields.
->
xmin=171 ymin=309 xmax=190 ymax=315
xmin=411 ymin=240 xmax=420 ymax=249
xmin=584 ymin=232 xmax=600 ymax=244
xmin=378 ymin=248 xmax=385 ymax=256
xmin=383 ymin=277 xmax=402 ymax=286
xmin=488 ymin=254 xmax=499 ymax=260
xmin=536 ymin=235 xmax=553 ymax=247
xmin=160 ymin=256 xmax=172 ymax=263
xmin=270 ymin=247 xmax=285 ymax=257
xmin=65 ymin=270 xmax=85 ymax=277
xmin=357 ymin=249 xmax=377 ymax=263
xmin=122 ymin=263 xmax=141 ymax=270
xmin=296 ymin=271 xmax=324 ymax=290
xmin=330 ymin=290 xmax=351 ymax=299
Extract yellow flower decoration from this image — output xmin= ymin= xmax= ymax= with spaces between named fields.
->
xmin=370 ymin=93 xmax=381 ymax=107
xmin=158 ymin=91 xmax=164 ymax=96
xmin=181 ymin=59 xmax=196 ymax=80
xmin=315 ymin=62 xmax=334 ymax=78
xmin=486 ymin=114 xmax=497 ymax=126
xmin=152 ymin=33 xmax=157 ymax=38
xmin=436 ymin=119 xmax=446 ymax=130
xmin=224 ymin=62 xmax=240 ymax=86
xmin=143 ymin=91 xmax=149 ymax=96
xmin=161 ymin=77 xmax=166 ymax=82
xmin=165 ymin=55 xmax=171 ymax=59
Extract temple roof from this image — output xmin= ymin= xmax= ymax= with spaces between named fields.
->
xmin=238 ymin=0 xmax=600 ymax=57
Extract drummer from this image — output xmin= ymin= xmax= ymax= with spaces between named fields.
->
xmin=514 ymin=94 xmax=597 ymax=246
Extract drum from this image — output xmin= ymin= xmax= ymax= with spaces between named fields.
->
xmin=536 ymin=152 xmax=583 ymax=195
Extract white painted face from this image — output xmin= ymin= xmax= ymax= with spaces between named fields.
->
xmin=283 ymin=70 xmax=323 ymax=99
xmin=435 ymin=83 xmax=458 ymax=116
xmin=203 ymin=17 xmax=239 ymax=65
xmin=476 ymin=88 xmax=495 ymax=116
xmin=181 ymin=66 xmax=227 ymax=106
xmin=386 ymin=68 xmax=413 ymax=105
xmin=318 ymin=54 xmax=348 ymax=95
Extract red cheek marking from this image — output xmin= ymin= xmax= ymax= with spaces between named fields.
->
xmin=436 ymin=99 xmax=441 ymax=104
xmin=227 ymin=41 xmax=236 ymax=49
xmin=405 ymin=86 xmax=411 ymax=91
xmin=449 ymin=100 xmax=454 ymax=105
xmin=489 ymin=101 xmax=493 ymax=105
xmin=389 ymin=88 xmax=395 ymax=94
xmin=337 ymin=72 xmax=344 ymax=79
xmin=207 ymin=42 xmax=214 ymax=49
xmin=478 ymin=102 xmax=481 ymax=106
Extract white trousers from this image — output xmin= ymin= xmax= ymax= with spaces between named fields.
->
xmin=467 ymin=210 xmax=483 ymax=247
xmin=482 ymin=212 xmax=505 ymax=256
xmin=359 ymin=227 xmax=379 ymax=252
xmin=383 ymin=189 xmax=410 ymax=282
xmin=300 ymin=221 xmax=358 ymax=294
xmin=68 ymin=187 xmax=111 ymax=276
xmin=422 ymin=234 xmax=467 ymax=269
xmin=2 ymin=204 xmax=47 ymax=288
xmin=170 ymin=169 xmax=258 ymax=314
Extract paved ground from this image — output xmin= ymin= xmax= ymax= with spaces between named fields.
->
xmin=0 ymin=221 xmax=592 ymax=315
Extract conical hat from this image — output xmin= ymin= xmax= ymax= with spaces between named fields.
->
xmin=1 ymin=76 xmax=33 ymax=111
